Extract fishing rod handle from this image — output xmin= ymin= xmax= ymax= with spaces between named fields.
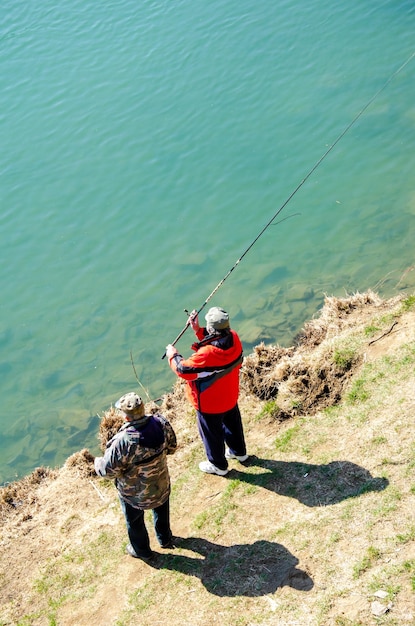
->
xmin=161 ymin=322 xmax=190 ymax=359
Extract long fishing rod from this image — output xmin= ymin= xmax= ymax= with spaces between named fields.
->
xmin=162 ymin=50 xmax=415 ymax=359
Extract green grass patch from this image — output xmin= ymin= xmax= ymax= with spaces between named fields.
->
xmin=346 ymin=378 xmax=369 ymax=404
xmin=371 ymin=435 xmax=387 ymax=445
xmin=396 ymin=525 xmax=415 ymax=544
xmin=30 ymin=530 xmax=120 ymax=622
xmin=192 ymin=479 xmax=241 ymax=534
xmin=372 ymin=486 xmax=402 ymax=517
xmin=401 ymin=295 xmax=415 ymax=311
xmin=333 ymin=346 xmax=357 ymax=371
xmin=402 ymin=559 xmax=415 ymax=591
xmin=367 ymin=575 xmax=401 ymax=600
xmin=378 ymin=312 xmax=397 ymax=326
xmin=193 ymin=509 xmax=209 ymax=530
xmin=334 ymin=618 xmax=366 ymax=626
xmin=367 ymin=559 xmax=415 ymax=597
xmin=353 ymin=546 xmax=382 ymax=579
xmin=15 ymin=612 xmax=46 ymax=626
xmin=256 ymin=400 xmax=280 ymax=421
xmin=322 ymin=405 xmax=342 ymax=421
xmin=364 ymin=324 xmax=381 ymax=337
xmin=274 ymin=423 xmax=302 ymax=452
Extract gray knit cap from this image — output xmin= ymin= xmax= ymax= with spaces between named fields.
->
xmin=205 ymin=307 xmax=230 ymax=330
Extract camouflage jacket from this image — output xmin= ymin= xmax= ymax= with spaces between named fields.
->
xmin=94 ymin=413 xmax=177 ymax=509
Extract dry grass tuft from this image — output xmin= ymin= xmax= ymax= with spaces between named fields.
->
xmin=240 ymin=290 xmax=404 ymax=419
xmin=159 ymin=378 xmax=189 ymax=419
xmin=65 ymin=448 xmax=96 ymax=477
xmin=97 ymin=405 xmax=125 ymax=450
xmin=0 ymin=466 xmax=57 ymax=522
xmin=295 ymin=290 xmax=384 ymax=347
xmin=241 ymin=344 xmax=294 ymax=400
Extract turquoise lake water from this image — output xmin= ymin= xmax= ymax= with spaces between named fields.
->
xmin=1 ymin=0 xmax=415 ymax=485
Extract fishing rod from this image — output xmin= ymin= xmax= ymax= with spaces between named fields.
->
xmin=161 ymin=213 xmax=299 ymax=358
xmin=162 ymin=50 xmax=415 ymax=359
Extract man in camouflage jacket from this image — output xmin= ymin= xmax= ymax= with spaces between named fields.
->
xmin=94 ymin=392 xmax=177 ymax=561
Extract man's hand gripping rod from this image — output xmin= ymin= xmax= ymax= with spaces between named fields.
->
xmin=161 ymin=269 xmax=233 ymax=359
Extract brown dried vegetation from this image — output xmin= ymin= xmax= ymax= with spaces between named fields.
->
xmin=241 ymin=290 xmax=389 ymax=418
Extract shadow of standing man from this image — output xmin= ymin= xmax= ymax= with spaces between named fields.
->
xmin=150 ymin=537 xmax=313 ymax=597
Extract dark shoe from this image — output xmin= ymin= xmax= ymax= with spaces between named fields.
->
xmin=126 ymin=543 xmax=154 ymax=562
xmin=160 ymin=538 xmax=176 ymax=549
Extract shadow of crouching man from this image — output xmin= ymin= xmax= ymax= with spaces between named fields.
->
xmin=151 ymin=537 xmax=313 ymax=597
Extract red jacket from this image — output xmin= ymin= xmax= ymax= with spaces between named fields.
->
xmin=168 ymin=328 xmax=243 ymax=413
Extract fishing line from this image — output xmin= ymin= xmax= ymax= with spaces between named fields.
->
xmin=162 ymin=50 xmax=415 ymax=359
xmin=130 ymin=349 xmax=156 ymax=402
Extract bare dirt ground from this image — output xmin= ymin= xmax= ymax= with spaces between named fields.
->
xmin=1 ymin=291 xmax=414 ymax=626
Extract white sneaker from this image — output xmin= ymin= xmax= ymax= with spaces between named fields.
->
xmin=225 ymin=448 xmax=249 ymax=462
xmin=199 ymin=461 xmax=229 ymax=476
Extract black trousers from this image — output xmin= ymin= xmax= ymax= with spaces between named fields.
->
xmin=119 ymin=497 xmax=172 ymax=557
xmin=196 ymin=404 xmax=247 ymax=471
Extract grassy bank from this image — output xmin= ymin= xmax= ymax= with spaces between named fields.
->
xmin=1 ymin=292 xmax=414 ymax=626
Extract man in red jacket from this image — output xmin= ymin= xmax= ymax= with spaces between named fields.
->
xmin=165 ymin=306 xmax=248 ymax=476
